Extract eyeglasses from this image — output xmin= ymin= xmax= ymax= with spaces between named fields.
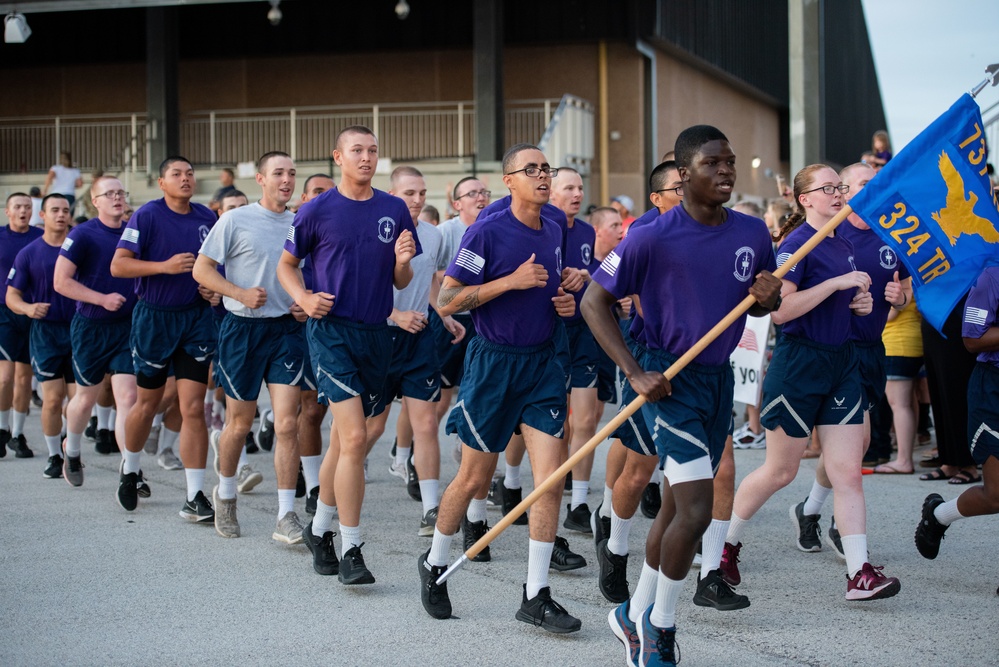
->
xmin=95 ymin=190 xmax=129 ymax=200
xmin=505 ymin=166 xmax=559 ymax=178
xmin=456 ymin=189 xmax=491 ymax=200
xmin=802 ymin=184 xmax=849 ymax=196
xmin=654 ymin=185 xmax=683 ymax=196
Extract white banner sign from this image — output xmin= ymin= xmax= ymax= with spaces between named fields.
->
xmin=730 ymin=314 xmax=771 ymax=407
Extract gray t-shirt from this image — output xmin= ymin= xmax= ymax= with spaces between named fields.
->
xmin=438 ymin=216 xmax=473 ymax=266
xmin=390 ymin=220 xmax=447 ymax=322
xmin=199 ymin=202 xmax=296 ymax=318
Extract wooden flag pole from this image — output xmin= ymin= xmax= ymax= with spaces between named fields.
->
xmin=437 ymin=204 xmax=855 ymax=585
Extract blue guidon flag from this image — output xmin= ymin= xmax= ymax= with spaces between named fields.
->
xmin=848 ymin=93 xmax=999 ymax=332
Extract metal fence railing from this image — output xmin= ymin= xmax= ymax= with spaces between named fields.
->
xmin=538 ymin=94 xmax=596 ymax=175
xmin=0 ymin=99 xmax=566 ymax=177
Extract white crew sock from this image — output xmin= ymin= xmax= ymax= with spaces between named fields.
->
xmin=159 ymin=426 xmax=179 ymax=456
xmin=428 ymin=527 xmax=454 ymax=567
xmin=152 ymin=412 xmax=164 ymax=429
xmin=607 ymin=507 xmax=631 ymax=556
xmin=277 ymin=489 xmax=295 ymax=517
xmin=185 ymin=468 xmax=205 ymax=501
xmin=312 ymin=500 xmax=337 ymax=535
xmin=600 ymin=485 xmax=614 ymax=517
xmin=505 ymin=463 xmax=522 ymax=489
xmin=466 ymin=497 xmax=487 ymax=523
xmin=96 ymin=405 xmax=112 ymax=430
xmin=934 ymin=499 xmax=965 ymax=526
xmin=700 ymin=519 xmax=729 ymax=578
xmin=65 ymin=431 xmax=83 ymax=457
xmin=802 ymin=480 xmax=832 ymax=516
xmin=841 ymin=533 xmax=869 ymax=578
xmin=218 ymin=474 xmax=237 ymax=500
xmin=123 ymin=449 xmax=141 ymax=475
xmin=301 ymin=455 xmax=322 ymax=492
xmin=12 ymin=410 xmax=26 ymax=436
xmin=649 ymin=572 xmax=685 ymax=629
xmin=419 ymin=479 xmax=440 ymax=514
xmin=339 ymin=523 xmax=362 ymax=551
xmin=526 ymin=539 xmax=554 ymax=598
xmin=396 ymin=445 xmax=411 ymax=468
xmin=726 ymin=513 xmax=750 ymax=545
xmin=45 ymin=434 xmax=61 ymax=457
xmin=570 ymin=480 xmax=589 ymax=509
xmin=629 ymin=561 xmax=660 ymax=624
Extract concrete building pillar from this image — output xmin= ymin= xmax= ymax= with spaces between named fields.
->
xmin=788 ymin=0 xmax=822 ymax=177
xmin=147 ymin=6 xmax=180 ymax=171
xmin=473 ymin=0 xmax=504 ymax=162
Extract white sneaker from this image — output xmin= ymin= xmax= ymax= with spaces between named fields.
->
xmin=157 ymin=447 xmax=183 ymax=471
xmin=734 ymin=427 xmax=766 ymax=450
xmin=237 ymin=464 xmax=263 ymax=493
xmin=388 ymin=460 xmax=407 ymax=482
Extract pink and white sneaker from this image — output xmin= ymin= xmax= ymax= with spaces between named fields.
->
xmin=846 ymin=562 xmax=900 ymax=601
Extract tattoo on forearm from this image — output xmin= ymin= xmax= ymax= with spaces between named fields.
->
xmin=453 ymin=289 xmax=481 ymax=313
xmin=438 ymin=286 xmax=462 ymax=308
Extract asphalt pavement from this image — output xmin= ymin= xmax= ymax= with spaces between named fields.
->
xmin=1 ymin=397 xmax=996 ymax=666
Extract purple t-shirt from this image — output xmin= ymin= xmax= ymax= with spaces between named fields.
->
xmin=446 ymin=207 xmax=563 ymax=347
xmin=839 ymin=221 xmax=909 ymax=344
xmin=592 ymin=206 xmax=776 ymax=366
xmin=60 ymin=218 xmax=138 ymax=320
xmin=963 ymin=265 xmax=999 ymax=367
xmin=480 ymin=195 xmax=568 ymax=251
xmin=617 ymin=207 xmax=660 ymax=343
xmin=116 ymin=198 xmax=216 ymax=307
xmin=776 ymin=223 xmax=857 ymax=346
xmin=1 ymin=225 xmax=43 ymax=284
xmin=284 ymin=187 xmax=420 ymax=324
xmin=8 ymin=237 xmax=76 ymax=323
xmin=563 ymin=219 xmax=596 ymax=322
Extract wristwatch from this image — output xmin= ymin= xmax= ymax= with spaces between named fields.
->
xmin=766 ymin=294 xmax=782 ymax=312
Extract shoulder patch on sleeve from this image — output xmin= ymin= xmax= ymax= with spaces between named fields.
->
xmin=455 ymin=248 xmax=485 ymax=275
xmin=599 ymin=251 xmax=621 ymax=277
xmin=122 ymin=227 xmax=139 ymax=245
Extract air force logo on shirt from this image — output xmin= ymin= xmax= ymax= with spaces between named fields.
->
xmin=733 ymin=246 xmax=755 ymax=282
xmin=377 ymin=217 xmax=396 ymax=244
xmin=555 ymin=246 xmax=563 ymax=274
xmin=878 ymin=245 xmax=898 ymax=270
xmin=198 ymin=225 xmax=211 ymax=243
xmin=580 ymin=243 xmax=593 ymax=266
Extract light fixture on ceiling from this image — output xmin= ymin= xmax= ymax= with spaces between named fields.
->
xmin=4 ymin=12 xmax=31 ymax=43
xmin=395 ymin=0 xmax=410 ymax=20
xmin=267 ymin=0 xmax=282 ymax=26
xmin=751 ymin=156 xmax=762 ymax=169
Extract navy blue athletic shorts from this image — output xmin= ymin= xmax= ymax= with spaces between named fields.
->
xmin=564 ymin=318 xmax=600 ymax=391
xmin=967 ymin=362 xmax=999 ymax=465
xmin=307 ymin=316 xmax=392 ymax=417
xmin=0 ymin=304 xmax=31 ymax=364
xmin=71 ymin=314 xmax=132 ymax=386
xmin=30 ymin=319 xmax=73 ymax=384
xmin=131 ymin=300 xmax=215 ymax=381
xmin=215 ymin=313 xmax=305 ymax=402
xmin=430 ymin=310 xmax=475 ymax=389
xmin=379 ymin=326 xmax=441 ymax=411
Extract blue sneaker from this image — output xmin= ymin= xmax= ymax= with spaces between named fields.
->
xmin=637 ymin=606 xmax=679 ymax=666
xmin=608 ymin=600 xmax=641 ymax=667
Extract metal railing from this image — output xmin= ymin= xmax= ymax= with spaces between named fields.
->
xmin=538 ymin=95 xmax=595 ymax=175
xmin=0 ymin=99 xmax=564 ymax=176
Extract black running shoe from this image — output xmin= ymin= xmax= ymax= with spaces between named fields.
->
xmin=462 ymin=515 xmax=491 ymax=562
xmin=0 ymin=428 xmax=10 ymax=458
xmin=418 ymin=549 xmax=452 ymax=619
xmin=390 ymin=438 xmax=397 ymax=460
xmin=693 ymin=568 xmax=751 ymax=610
xmin=597 ymin=538 xmax=630 ymax=603
xmin=31 ymin=389 xmax=43 ymax=408
xmin=563 ymin=502 xmax=592 ymax=533
xmin=915 ymin=493 xmax=948 ymax=559
xmin=501 ymin=484 xmax=529 ymax=526
xmin=43 ymin=454 xmax=64 ymax=479
xmin=244 ymin=430 xmax=258 ymax=455
xmin=117 ymin=467 xmax=139 ymax=511
xmin=302 ymin=521 xmax=339 ymax=575
xmin=339 ymin=543 xmax=375 ymax=585
xmin=487 ymin=477 xmax=502 ymax=507
xmin=640 ymin=482 xmax=661 ymax=519
xmin=296 ymin=464 xmax=306 ymax=498
xmin=95 ymin=429 xmax=118 ymax=455
xmin=419 ymin=507 xmax=438 ymax=537
xmin=550 ymin=535 xmax=586 ymax=571
xmin=591 ymin=503 xmax=611 ymax=552
xmin=515 ymin=585 xmax=581 ymax=634
xmin=11 ymin=434 xmax=33 ymax=458
xmin=306 ymin=486 xmax=319 ymax=515
xmin=257 ymin=410 xmax=275 ymax=452
xmin=564 ymin=470 xmax=573 ymax=493
xmin=179 ymin=490 xmax=215 ymax=522
xmin=136 ymin=470 xmax=151 ymax=498
xmin=790 ymin=500 xmax=822 ymax=552
xmin=406 ymin=454 xmax=421 ymax=502
xmin=84 ymin=416 xmax=97 ymax=440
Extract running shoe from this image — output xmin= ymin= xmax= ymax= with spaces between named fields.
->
xmin=43 ymin=454 xmax=64 ymax=479
xmin=486 ymin=477 xmax=502 ymax=507
xmin=296 ymin=465 xmax=306 ymax=498
xmin=550 ymin=535 xmax=586 ymax=571
xmin=389 ymin=460 xmax=407 ymax=482
xmin=244 ymin=430 xmax=258 ymax=455
xmin=62 ymin=442 xmax=84 ymax=487
xmin=914 ymin=493 xmax=948 ymax=559
xmin=845 ymin=562 xmax=900 ymax=601
xmin=790 ymin=500 xmax=822 ymax=552
xmin=212 ymin=486 xmax=240 ymax=538
xmin=273 ymin=511 xmax=305 ymax=544
xmin=692 ymin=569 xmax=750 ymax=610
xmin=462 ymin=515 xmax=491 ymax=562
xmin=418 ymin=549 xmax=452 ymax=619
xmin=157 ymin=447 xmax=183 ymax=471
xmin=563 ymin=502 xmax=592 ymax=533
xmin=419 ymin=507 xmax=438 ymax=537
xmin=637 ymin=606 xmax=679 ymax=666
xmin=11 ymin=434 xmax=33 ymax=458
xmin=179 ymin=490 xmax=215 ymax=523
xmin=608 ymin=601 xmax=641 ymax=667
xmin=257 ymin=409 xmax=274 ymax=451
xmin=597 ymin=538 xmax=630 ymax=602
xmin=339 ymin=543 xmax=375 ymax=585
xmin=733 ymin=425 xmax=766 ymax=449
xmin=591 ymin=502 xmax=611 ymax=552
xmin=825 ymin=518 xmax=845 ymax=560
xmin=237 ymin=464 xmax=263 ymax=494
xmin=136 ymin=470 xmax=151 ymax=498
xmin=719 ymin=542 xmax=742 ymax=587
xmin=502 ymin=484 xmax=529 ymax=526
xmin=94 ymin=429 xmax=118 ymax=455
xmin=302 ymin=521 xmax=339 ymax=575
xmin=117 ymin=464 xmax=139 ymax=512
xmin=640 ymin=482 xmax=661 ymax=519
xmin=143 ymin=424 xmax=160 ymax=455
xmin=406 ymin=454 xmax=421 ymax=502
xmin=0 ymin=428 xmax=9 ymax=458
xmin=515 ymin=585 xmax=581 ymax=633
xmin=306 ymin=486 xmax=319 ymax=515
xmin=84 ymin=416 xmax=97 ymax=441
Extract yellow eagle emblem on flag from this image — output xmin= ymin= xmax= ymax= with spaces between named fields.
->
xmin=931 ymin=151 xmax=999 ymax=246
